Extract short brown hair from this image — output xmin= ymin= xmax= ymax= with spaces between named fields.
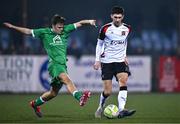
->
xmin=111 ymin=6 xmax=124 ymax=15
xmin=51 ymin=14 xmax=66 ymax=25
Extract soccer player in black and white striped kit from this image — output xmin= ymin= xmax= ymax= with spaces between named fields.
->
xmin=94 ymin=6 xmax=136 ymax=118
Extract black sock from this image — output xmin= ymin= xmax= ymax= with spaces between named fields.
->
xmin=119 ymin=86 xmax=127 ymax=91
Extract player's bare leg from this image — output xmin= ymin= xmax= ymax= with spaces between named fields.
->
xmin=41 ymin=84 xmax=61 ymax=101
xmin=30 ymin=84 xmax=61 ymax=117
xmin=95 ymin=80 xmax=112 ymax=118
xmin=116 ymin=73 xmax=136 ymax=118
xmin=59 ymin=73 xmax=91 ymax=106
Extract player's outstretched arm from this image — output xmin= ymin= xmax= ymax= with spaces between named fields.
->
xmin=74 ymin=20 xmax=96 ymax=28
xmin=3 ymin=22 xmax=32 ymax=35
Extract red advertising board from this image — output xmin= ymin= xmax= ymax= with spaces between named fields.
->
xmin=159 ymin=56 xmax=180 ymax=92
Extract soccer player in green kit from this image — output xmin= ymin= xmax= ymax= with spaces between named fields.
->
xmin=4 ymin=14 xmax=96 ymax=117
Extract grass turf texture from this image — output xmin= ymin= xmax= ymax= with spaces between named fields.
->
xmin=0 ymin=93 xmax=179 ymax=123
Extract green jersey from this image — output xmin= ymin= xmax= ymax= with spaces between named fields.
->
xmin=32 ymin=24 xmax=76 ymax=64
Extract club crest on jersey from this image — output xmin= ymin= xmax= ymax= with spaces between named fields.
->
xmin=50 ymin=35 xmax=62 ymax=46
xmin=121 ymin=31 xmax=126 ymax=36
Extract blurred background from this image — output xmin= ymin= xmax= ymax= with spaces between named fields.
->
xmin=0 ymin=0 xmax=179 ymax=93
xmin=0 ymin=0 xmax=180 ymax=123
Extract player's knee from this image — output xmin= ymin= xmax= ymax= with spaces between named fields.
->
xmin=119 ymin=77 xmax=128 ymax=85
xmin=59 ymin=75 xmax=71 ymax=84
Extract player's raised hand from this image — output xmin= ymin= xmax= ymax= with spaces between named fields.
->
xmin=89 ymin=20 xmax=97 ymax=27
xmin=3 ymin=22 xmax=14 ymax=28
xmin=93 ymin=61 xmax=101 ymax=70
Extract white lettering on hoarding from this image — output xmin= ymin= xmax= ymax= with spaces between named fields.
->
xmin=0 ymin=57 xmax=33 ymax=82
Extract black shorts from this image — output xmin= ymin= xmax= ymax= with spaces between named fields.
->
xmin=101 ymin=62 xmax=131 ymax=80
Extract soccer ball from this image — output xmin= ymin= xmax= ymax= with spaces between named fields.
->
xmin=104 ymin=104 xmax=119 ymax=119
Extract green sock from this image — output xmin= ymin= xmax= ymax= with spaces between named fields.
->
xmin=34 ymin=97 xmax=45 ymax=107
xmin=73 ymin=91 xmax=82 ymax=101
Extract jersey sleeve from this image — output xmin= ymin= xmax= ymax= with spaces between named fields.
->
xmin=63 ymin=24 xmax=76 ymax=34
xmin=95 ymin=39 xmax=104 ymax=61
xmin=98 ymin=24 xmax=111 ymax=40
xmin=123 ymin=23 xmax=132 ymax=33
xmin=31 ymin=28 xmax=46 ymax=38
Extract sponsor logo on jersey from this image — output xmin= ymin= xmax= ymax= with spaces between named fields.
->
xmin=110 ymin=40 xmax=125 ymax=45
xmin=50 ymin=35 xmax=63 ymax=46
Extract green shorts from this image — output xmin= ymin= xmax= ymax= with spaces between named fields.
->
xmin=48 ymin=62 xmax=67 ymax=86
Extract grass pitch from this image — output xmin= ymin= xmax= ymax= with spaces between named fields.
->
xmin=0 ymin=93 xmax=179 ymax=123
